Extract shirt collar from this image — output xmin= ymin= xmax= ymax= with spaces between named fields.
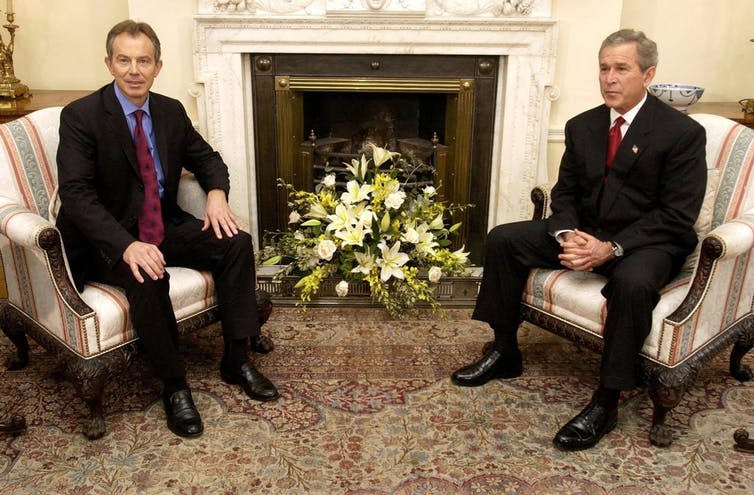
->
xmin=609 ymin=92 xmax=647 ymax=127
xmin=112 ymin=81 xmax=151 ymax=117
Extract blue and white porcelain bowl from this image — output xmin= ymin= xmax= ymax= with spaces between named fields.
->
xmin=648 ymin=83 xmax=705 ymax=112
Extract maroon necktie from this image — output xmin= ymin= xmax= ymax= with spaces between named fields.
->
xmin=605 ymin=116 xmax=625 ymax=169
xmin=133 ymin=110 xmax=164 ymax=246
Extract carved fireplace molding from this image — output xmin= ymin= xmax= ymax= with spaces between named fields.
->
xmin=192 ymin=0 xmax=558 ymax=244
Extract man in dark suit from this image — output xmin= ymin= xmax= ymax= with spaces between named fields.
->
xmin=56 ymin=20 xmax=279 ymax=438
xmin=451 ymin=29 xmax=707 ymax=450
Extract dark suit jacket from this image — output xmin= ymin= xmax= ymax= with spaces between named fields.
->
xmin=547 ymin=93 xmax=707 ymax=259
xmin=56 ymin=83 xmax=231 ymax=290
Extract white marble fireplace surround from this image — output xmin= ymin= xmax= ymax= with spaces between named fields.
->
xmin=192 ymin=0 xmax=558 ymax=245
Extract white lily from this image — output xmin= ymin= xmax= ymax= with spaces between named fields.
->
xmin=376 ymin=241 xmax=410 ymax=281
xmin=345 ymin=155 xmax=370 ymax=181
xmin=452 ymin=246 xmax=470 ymax=264
xmin=288 ymin=210 xmax=301 ymax=224
xmin=428 ymin=212 xmax=445 ymax=230
xmin=326 ymin=203 xmax=357 ymax=232
xmin=334 ymin=225 xmax=366 ymax=247
xmin=423 ymin=186 xmax=437 ymax=198
xmin=414 ymin=223 xmax=439 ymax=255
xmin=341 ymin=180 xmax=374 ymax=205
xmin=369 ymin=144 xmax=400 ymax=168
xmin=307 ymin=202 xmax=329 ymax=219
xmin=352 ymin=249 xmax=376 ymax=275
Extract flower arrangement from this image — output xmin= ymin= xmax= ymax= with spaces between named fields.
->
xmin=258 ymin=144 xmax=472 ymax=317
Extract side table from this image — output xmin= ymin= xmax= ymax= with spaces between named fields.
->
xmin=0 ymin=89 xmax=91 ymax=124
xmin=691 ymin=101 xmax=754 ymax=129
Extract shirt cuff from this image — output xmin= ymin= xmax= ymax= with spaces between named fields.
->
xmin=551 ymin=229 xmax=574 ymax=244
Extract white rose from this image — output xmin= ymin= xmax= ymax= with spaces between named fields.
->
xmin=317 ymin=239 xmax=338 ymax=261
xmin=384 ymin=191 xmax=406 ymax=210
xmin=335 ymin=280 xmax=349 ymax=297
xmin=428 ymin=266 xmax=442 ymax=283
xmin=323 ymin=174 xmax=336 ymax=187
xmin=288 ymin=210 xmax=301 ymax=223
xmin=423 ymin=186 xmax=437 ymax=197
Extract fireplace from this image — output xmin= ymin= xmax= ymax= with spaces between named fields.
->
xmin=192 ymin=1 xmax=558 ymax=266
xmin=251 ymin=54 xmax=498 ymax=260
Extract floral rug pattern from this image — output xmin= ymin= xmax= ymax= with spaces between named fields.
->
xmin=1 ymin=307 xmax=754 ymax=494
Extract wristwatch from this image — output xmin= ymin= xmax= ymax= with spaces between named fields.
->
xmin=610 ymin=241 xmax=624 ymax=257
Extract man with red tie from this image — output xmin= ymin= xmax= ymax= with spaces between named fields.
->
xmin=451 ymin=29 xmax=707 ymax=450
xmin=56 ymin=20 xmax=279 ymax=438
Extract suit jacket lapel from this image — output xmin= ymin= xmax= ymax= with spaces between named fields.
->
xmin=149 ymin=98 xmax=175 ymax=189
xmin=103 ymin=84 xmax=140 ymax=177
xmin=585 ymin=107 xmax=611 ymax=210
xmin=600 ymin=95 xmax=654 ymax=216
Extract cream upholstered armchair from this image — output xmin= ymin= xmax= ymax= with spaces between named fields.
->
xmin=521 ymin=113 xmax=754 ymax=447
xmin=0 ymin=106 xmax=270 ymax=439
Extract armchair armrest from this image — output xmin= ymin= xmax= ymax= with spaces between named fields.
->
xmin=666 ymin=208 xmax=754 ymax=325
xmin=177 ymin=172 xmax=207 ymax=220
xmin=0 ymin=196 xmax=93 ymax=316
xmin=530 ymin=182 xmax=556 ymax=220
xmin=0 ymin=196 xmax=57 ymax=248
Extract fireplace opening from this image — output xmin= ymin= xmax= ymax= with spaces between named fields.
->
xmin=302 ymin=91 xmax=447 ymax=190
xmin=251 ymin=54 xmax=499 ymax=264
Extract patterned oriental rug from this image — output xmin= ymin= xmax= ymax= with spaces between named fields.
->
xmin=1 ymin=307 xmax=754 ymax=494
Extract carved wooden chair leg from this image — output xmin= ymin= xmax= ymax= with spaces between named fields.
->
xmin=65 ymin=346 xmax=136 ymax=440
xmin=0 ymin=415 xmax=26 ymax=436
xmin=1 ymin=309 xmax=30 ymax=371
xmin=729 ymin=322 xmax=754 ymax=381
xmin=647 ymin=381 xmax=686 ymax=447
xmin=251 ymin=289 xmax=275 ymax=354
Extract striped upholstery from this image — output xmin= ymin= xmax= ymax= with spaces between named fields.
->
xmin=0 ymin=107 xmax=218 ymax=358
xmin=523 ymin=114 xmax=754 ymax=367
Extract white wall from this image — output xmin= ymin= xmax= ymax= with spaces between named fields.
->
xmin=11 ymin=0 xmax=754 ymax=180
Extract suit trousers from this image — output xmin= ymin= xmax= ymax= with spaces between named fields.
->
xmin=472 ymin=220 xmax=680 ymax=390
xmin=89 ymin=215 xmax=260 ymax=381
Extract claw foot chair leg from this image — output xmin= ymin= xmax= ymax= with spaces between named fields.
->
xmin=730 ymin=322 xmax=754 ymax=382
xmin=64 ymin=345 xmax=137 ymax=440
xmin=647 ymin=379 xmax=687 ymax=447
xmin=0 ymin=415 xmax=26 ymax=436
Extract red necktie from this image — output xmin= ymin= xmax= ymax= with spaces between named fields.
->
xmin=605 ymin=116 xmax=625 ymax=169
xmin=133 ymin=110 xmax=164 ymax=246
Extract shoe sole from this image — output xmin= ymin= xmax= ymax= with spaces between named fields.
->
xmin=450 ymin=367 xmax=523 ymax=387
xmin=166 ymin=422 xmax=203 ymax=438
xmin=220 ymin=371 xmax=280 ymax=402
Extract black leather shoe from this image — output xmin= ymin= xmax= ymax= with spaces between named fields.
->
xmin=451 ymin=347 xmax=523 ymax=387
xmin=553 ymin=398 xmax=618 ymax=451
xmin=250 ymin=334 xmax=275 ymax=354
xmin=221 ymin=362 xmax=280 ymax=402
xmin=162 ymin=389 xmax=203 ymax=438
